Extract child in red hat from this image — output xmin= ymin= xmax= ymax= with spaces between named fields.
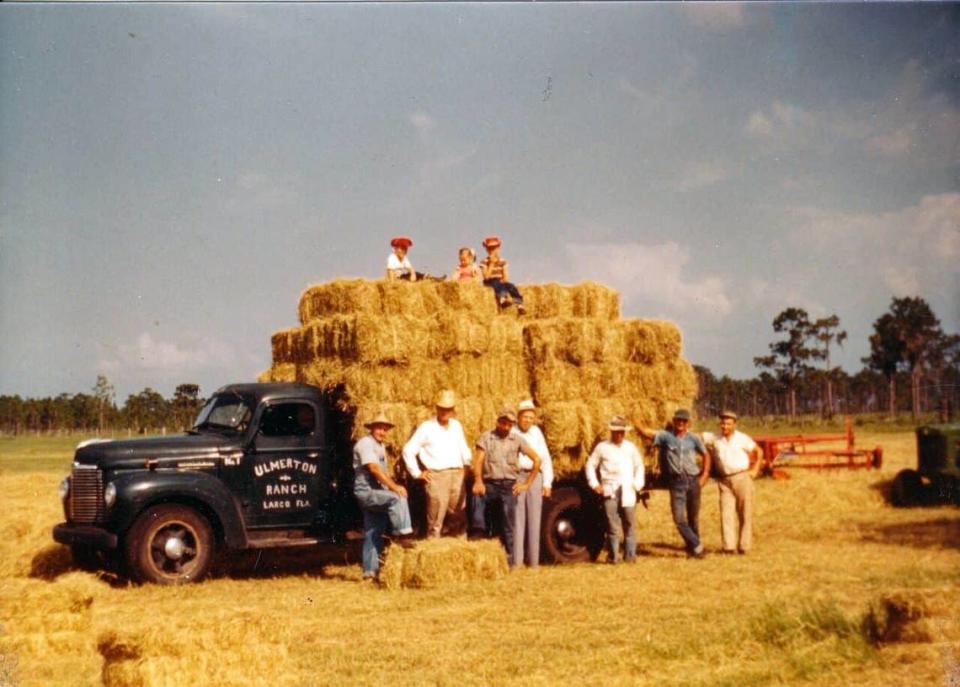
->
xmin=386 ymin=236 xmax=416 ymax=281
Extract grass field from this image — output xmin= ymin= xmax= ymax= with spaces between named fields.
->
xmin=0 ymin=430 xmax=957 ymax=686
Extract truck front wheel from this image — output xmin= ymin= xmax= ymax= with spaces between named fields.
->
xmin=124 ymin=504 xmax=214 ymax=584
xmin=541 ymin=487 xmax=603 ymax=564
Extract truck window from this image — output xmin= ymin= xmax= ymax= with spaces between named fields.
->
xmin=260 ymin=403 xmax=316 ymax=437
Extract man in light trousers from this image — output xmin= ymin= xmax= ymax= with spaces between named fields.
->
xmin=513 ymin=399 xmax=553 ymax=568
xmin=585 ymin=416 xmax=645 ymax=564
xmin=402 ymin=390 xmax=472 ymax=538
xmin=708 ymin=410 xmax=761 ymax=554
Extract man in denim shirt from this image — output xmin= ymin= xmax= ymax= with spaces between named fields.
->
xmin=638 ymin=409 xmax=711 ymax=558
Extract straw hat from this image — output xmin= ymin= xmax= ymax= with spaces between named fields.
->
xmin=364 ymin=411 xmax=394 ymax=430
xmin=435 ymin=389 xmax=456 ymax=409
xmin=390 ymin=236 xmax=413 ymax=249
xmin=517 ymin=399 xmax=537 ymax=414
xmin=482 ymin=235 xmax=501 ymax=249
xmin=608 ymin=415 xmax=632 ymax=432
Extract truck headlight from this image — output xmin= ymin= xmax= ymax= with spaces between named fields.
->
xmin=104 ymin=482 xmax=117 ymax=509
xmin=59 ymin=476 xmax=70 ymax=502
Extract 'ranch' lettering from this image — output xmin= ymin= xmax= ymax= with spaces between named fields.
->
xmin=265 ymin=483 xmax=307 ymax=496
xmin=254 ymin=458 xmax=319 ymax=478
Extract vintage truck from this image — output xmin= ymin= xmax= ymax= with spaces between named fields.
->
xmin=53 ymin=382 xmax=607 ymax=583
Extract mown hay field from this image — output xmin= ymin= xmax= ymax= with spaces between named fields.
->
xmin=0 ymin=430 xmax=958 ymax=686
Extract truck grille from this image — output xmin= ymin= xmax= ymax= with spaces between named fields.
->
xmin=69 ymin=465 xmax=104 ymax=524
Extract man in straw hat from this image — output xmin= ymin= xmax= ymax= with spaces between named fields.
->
xmin=585 ymin=416 xmax=645 ymax=564
xmin=479 ymin=235 xmax=526 ymax=315
xmin=352 ymin=411 xmax=414 ymax=582
xmin=638 ymin=409 xmax=711 ymax=559
xmin=471 ymin=408 xmax=541 ymax=567
xmin=706 ymin=410 xmax=761 ymax=555
xmin=512 ymin=399 xmax=553 ymax=568
xmin=402 ymin=390 xmax=473 ymax=538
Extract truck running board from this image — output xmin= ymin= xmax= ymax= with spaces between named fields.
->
xmin=246 ymin=530 xmax=322 ymax=549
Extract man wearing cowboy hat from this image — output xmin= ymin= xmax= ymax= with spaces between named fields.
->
xmin=479 ymin=235 xmax=526 ymax=315
xmin=471 ymin=407 xmax=541 ymax=567
xmin=638 ymin=409 xmax=711 ymax=559
xmin=512 ymin=399 xmax=553 ymax=567
xmin=352 ymin=411 xmax=414 ymax=581
xmin=704 ymin=410 xmax=761 ymax=554
xmin=402 ymin=390 xmax=473 ymax=538
xmin=585 ymin=416 xmax=645 ymax=563
xmin=385 ymin=235 xmax=416 ymax=281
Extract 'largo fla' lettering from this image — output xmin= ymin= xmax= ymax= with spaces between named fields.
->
xmin=254 ymin=458 xmax=319 ymax=478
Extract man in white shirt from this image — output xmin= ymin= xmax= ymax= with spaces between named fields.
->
xmin=705 ymin=410 xmax=761 ymax=554
xmin=402 ymin=389 xmax=472 ymax=537
xmin=512 ymin=399 xmax=553 ymax=568
xmin=585 ymin=416 xmax=645 ymax=564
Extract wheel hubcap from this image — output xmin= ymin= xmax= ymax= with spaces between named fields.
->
xmin=164 ymin=535 xmax=186 ymax=560
xmin=555 ymin=518 xmax=575 ymax=541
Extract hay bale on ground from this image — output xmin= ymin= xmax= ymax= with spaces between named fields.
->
xmin=379 ymin=538 xmax=508 ymax=590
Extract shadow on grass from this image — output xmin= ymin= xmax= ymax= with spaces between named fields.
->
xmin=28 ymin=541 xmax=364 ymax=584
xmin=859 ymin=517 xmax=960 ymax=550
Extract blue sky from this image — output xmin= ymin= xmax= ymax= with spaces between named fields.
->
xmin=1 ymin=2 xmax=958 ymax=401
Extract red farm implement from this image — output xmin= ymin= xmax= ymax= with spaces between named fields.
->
xmin=754 ymin=417 xmax=883 ymax=479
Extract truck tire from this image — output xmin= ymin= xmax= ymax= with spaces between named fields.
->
xmin=124 ymin=504 xmax=214 ymax=584
xmin=891 ymin=469 xmax=921 ymax=507
xmin=541 ymin=487 xmax=602 ymax=564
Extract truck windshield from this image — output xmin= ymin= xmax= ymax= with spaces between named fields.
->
xmin=192 ymin=393 xmax=253 ymax=433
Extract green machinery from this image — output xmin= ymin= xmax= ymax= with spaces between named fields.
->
xmin=891 ymin=423 xmax=960 ymax=506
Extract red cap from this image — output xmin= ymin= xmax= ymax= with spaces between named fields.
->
xmin=482 ymin=235 xmax=501 ymax=249
xmin=390 ymin=236 xmax=413 ymax=249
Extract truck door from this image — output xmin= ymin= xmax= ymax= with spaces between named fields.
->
xmin=244 ymin=400 xmax=332 ymax=529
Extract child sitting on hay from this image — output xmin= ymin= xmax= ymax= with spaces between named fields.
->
xmin=385 ymin=236 xmax=444 ymax=281
xmin=450 ymin=246 xmax=482 ymax=283
xmin=480 ymin=235 xmax=526 ymax=315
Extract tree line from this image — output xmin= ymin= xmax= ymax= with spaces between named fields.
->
xmin=697 ymin=296 xmax=959 ymax=421
xmin=2 ymin=297 xmax=956 ymax=435
xmin=0 ymin=379 xmax=205 ymax=435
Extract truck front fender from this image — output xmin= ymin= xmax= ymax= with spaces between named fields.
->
xmin=109 ymin=471 xmax=248 ymax=548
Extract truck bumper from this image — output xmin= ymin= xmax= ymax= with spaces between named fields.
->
xmin=53 ymin=523 xmax=118 ymax=550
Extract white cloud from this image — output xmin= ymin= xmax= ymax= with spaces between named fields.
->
xmin=99 ymin=333 xmax=237 ymax=374
xmin=409 ymin=111 xmax=436 ymax=134
xmin=788 ymin=192 xmax=960 ymax=296
xmin=562 ymin=241 xmax=733 ymax=318
xmin=676 ymin=161 xmax=729 ymax=191
xmin=682 ymin=4 xmax=748 ymax=31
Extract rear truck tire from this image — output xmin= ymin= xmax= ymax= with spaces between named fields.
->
xmin=124 ymin=504 xmax=214 ymax=584
xmin=540 ymin=487 xmax=603 ymax=564
xmin=70 ymin=545 xmax=102 ymax=572
xmin=891 ymin=469 xmax=921 ymax=507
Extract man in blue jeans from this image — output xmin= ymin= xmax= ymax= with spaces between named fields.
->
xmin=638 ymin=409 xmax=711 ymax=559
xmin=471 ymin=408 xmax=541 ymax=567
xmin=352 ymin=411 xmax=415 ymax=582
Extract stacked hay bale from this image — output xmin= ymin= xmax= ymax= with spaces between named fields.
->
xmin=260 ymin=279 xmax=696 ymax=475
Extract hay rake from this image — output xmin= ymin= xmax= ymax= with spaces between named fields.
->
xmin=754 ymin=417 xmax=883 ymax=479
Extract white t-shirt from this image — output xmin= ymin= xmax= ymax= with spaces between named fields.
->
xmin=513 ymin=424 xmax=554 ymax=489
xmin=710 ymin=430 xmax=757 ymax=475
xmin=386 ymin=253 xmax=413 ymax=275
